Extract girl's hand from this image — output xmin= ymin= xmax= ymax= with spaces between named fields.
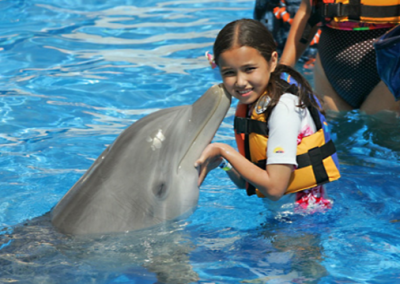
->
xmin=194 ymin=143 xmax=223 ymax=186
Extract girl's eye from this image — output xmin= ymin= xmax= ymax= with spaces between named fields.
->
xmin=245 ymin=67 xmax=256 ymax=72
xmin=221 ymin=70 xmax=235 ymax=76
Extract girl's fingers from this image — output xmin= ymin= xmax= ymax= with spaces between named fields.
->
xmin=197 ymin=164 xmax=208 ymax=186
xmin=195 ymin=143 xmax=223 ymax=186
xmin=194 ymin=151 xmax=207 ymax=168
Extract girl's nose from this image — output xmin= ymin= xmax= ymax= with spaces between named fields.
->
xmin=235 ymin=72 xmax=247 ymax=87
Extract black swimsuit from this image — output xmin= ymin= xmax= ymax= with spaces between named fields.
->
xmin=318 ymin=26 xmax=391 ymax=108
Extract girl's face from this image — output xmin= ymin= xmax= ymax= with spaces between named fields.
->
xmin=218 ymin=46 xmax=277 ymax=105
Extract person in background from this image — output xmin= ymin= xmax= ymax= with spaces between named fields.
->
xmin=253 ymin=0 xmax=320 ymax=69
xmin=280 ymin=0 xmax=400 ymax=114
xmin=196 ymin=19 xmax=340 ymax=213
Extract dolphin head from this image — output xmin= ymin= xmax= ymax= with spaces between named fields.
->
xmin=51 ymin=84 xmax=231 ymax=235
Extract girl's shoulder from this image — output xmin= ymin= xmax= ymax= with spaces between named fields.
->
xmin=277 ymin=93 xmax=302 ymax=110
xmin=274 ymin=93 xmax=312 ymax=122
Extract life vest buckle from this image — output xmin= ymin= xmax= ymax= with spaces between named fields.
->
xmin=324 ymin=3 xmax=342 ymax=18
xmin=324 ymin=2 xmax=361 ymax=20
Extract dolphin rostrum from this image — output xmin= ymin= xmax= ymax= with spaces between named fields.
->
xmin=51 ymin=84 xmax=231 ymax=235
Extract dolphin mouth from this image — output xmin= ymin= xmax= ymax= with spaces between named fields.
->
xmin=178 ymin=84 xmax=230 ymax=170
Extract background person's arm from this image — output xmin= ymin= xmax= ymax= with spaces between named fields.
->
xmin=280 ymin=0 xmax=319 ymax=67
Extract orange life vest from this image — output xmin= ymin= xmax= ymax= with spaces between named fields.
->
xmin=234 ymin=77 xmax=341 ymax=197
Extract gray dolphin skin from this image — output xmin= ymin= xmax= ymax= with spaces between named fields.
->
xmin=51 ymin=84 xmax=231 ymax=235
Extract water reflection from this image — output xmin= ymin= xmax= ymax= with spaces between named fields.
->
xmin=329 ymin=110 xmax=400 ymax=165
xmin=0 ymin=214 xmax=199 ymax=284
xmin=30 ymin=1 xmax=253 ymax=75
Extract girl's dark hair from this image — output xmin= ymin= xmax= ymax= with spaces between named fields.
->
xmin=213 ymin=18 xmax=322 ymax=117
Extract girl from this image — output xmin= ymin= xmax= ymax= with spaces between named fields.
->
xmin=195 ymin=19 xmax=340 ymax=212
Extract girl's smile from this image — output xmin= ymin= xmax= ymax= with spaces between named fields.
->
xmin=238 ymin=89 xmax=253 ymax=96
xmin=217 ymin=45 xmax=277 ymax=105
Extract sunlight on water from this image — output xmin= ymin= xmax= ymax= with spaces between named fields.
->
xmin=1 ymin=0 xmax=400 ymax=283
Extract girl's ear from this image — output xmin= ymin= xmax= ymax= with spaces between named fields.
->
xmin=269 ymin=51 xmax=278 ymax=72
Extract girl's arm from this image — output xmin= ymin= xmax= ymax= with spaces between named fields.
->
xmin=195 ymin=143 xmax=292 ymax=201
xmin=280 ymin=0 xmax=319 ymax=67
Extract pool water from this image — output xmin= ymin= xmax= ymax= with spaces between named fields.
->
xmin=1 ymin=0 xmax=400 ymax=283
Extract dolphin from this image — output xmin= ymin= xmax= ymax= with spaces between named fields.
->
xmin=51 ymin=84 xmax=231 ymax=235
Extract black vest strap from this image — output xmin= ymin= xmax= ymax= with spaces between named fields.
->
xmin=278 ymin=79 xmax=298 ymax=94
xmin=246 ymin=159 xmax=267 ymax=196
xmin=306 ymin=104 xmax=322 ymax=130
xmin=247 ymin=183 xmax=257 ymax=196
xmin=234 ymin=117 xmax=269 ymax=136
xmin=307 ymin=146 xmax=329 ymax=185
xmin=296 ymin=139 xmax=336 ymax=169
xmin=323 ymin=2 xmax=400 ymax=20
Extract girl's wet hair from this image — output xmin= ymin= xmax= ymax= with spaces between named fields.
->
xmin=213 ymin=19 xmax=322 ymax=117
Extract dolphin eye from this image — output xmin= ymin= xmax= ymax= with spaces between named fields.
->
xmin=153 ymin=182 xmax=167 ymax=199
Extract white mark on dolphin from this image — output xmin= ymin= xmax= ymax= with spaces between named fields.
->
xmin=146 ymin=129 xmax=166 ymax=151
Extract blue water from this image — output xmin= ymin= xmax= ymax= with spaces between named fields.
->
xmin=1 ymin=0 xmax=400 ymax=283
